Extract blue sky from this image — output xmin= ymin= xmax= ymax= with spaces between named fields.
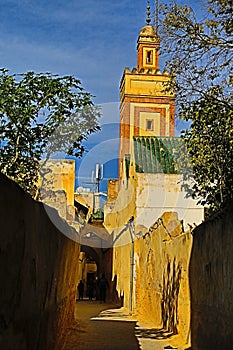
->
xmin=0 ymin=0 xmax=200 ymax=190
xmin=0 ymin=0 xmax=203 ymax=103
xmin=0 ymin=0 xmax=149 ymax=104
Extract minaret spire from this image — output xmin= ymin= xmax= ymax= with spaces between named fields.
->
xmin=146 ymin=1 xmax=151 ymax=25
xmin=155 ymin=0 xmax=159 ymax=32
xmin=137 ymin=1 xmax=160 ymax=70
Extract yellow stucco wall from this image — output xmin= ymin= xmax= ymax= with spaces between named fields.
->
xmin=190 ymin=206 xmax=233 ymax=349
xmin=120 ymin=69 xmax=174 ymax=100
xmin=104 ymin=176 xmax=137 ymax=239
xmin=0 ymin=174 xmax=80 ymax=349
xmin=112 ymin=243 xmax=132 ymax=307
xmin=40 ymin=159 xmax=75 ymax=206
xmin=39 ymin=159 xmax=76 ymax=221
xmin=136 ymin=173 xmax=204 ymax=230
xmin=112 ymin=212 xmax=192 ymax=348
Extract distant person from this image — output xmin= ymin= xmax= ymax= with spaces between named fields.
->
xmin=99 ymin=273 xmax=109 ymax=303
xmin=88 ymin=279 xmax=95 ymax=301
xmin=77 ymin=280 xmax=84 ymax=300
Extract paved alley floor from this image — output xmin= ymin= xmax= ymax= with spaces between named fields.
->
xmin=63 ymin=300 xmax=190 ymax=350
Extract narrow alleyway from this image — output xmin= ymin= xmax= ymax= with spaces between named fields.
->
xmin=63 ymin=300 xmax=189 ymax=350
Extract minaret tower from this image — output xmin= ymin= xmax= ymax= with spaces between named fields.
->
xmin=118 ymin=1 xmax=175 ymax=182
xmin=137 ymin=2 xmax=159 ymax=71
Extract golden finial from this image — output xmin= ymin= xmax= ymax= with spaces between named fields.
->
xmin=146 ymin=1 xmax=151 ymax=25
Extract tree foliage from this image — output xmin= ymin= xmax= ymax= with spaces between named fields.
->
xmin=160 ymin=0 xmax=232 ymax=105
xmin=0 ymin=69 xmax=101 ymax=197
xmin=160 ymin=0 xmax=233 ymax=215
xmin=179 ymin=91 xmax=233 ymax=215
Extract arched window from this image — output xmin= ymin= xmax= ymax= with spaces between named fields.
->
xmin=146 ymin=50 xmax=152 ymax=64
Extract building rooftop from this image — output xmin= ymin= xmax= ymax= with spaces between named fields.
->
xmin=133 ymin=136 xmax=184 ymax=174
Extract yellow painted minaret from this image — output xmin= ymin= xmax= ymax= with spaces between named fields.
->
xmin=118 ymin=2 xmax=175 ymax=182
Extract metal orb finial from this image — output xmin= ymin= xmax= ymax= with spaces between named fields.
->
xmin=146 ymin=1 xmax=151 ymax=25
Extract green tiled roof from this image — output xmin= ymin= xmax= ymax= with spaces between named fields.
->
xmin=133 ymin=136 xmax=183 ymax=174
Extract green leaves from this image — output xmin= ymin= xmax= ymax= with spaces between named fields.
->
xmin=0 ymin=69 xmax=101 ymax=197
xmin=180 ymin=91 xmax=233 ymax=216
xmin=159 ymin=0 xmax=233 ymax=216
xmin=160 ymin=0 xmax=233 ymax=106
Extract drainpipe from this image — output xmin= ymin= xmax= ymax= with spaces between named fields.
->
xmin=128 ymin=217 xmax=135 ymax=315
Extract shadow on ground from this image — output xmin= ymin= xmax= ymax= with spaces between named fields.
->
xmin=65 ymin=319 xmax=140 ymax=350
xmin=135 ymin=327 xmax=173 ymax=340
xmin=64 ymin=302 xmax=140 ymax=350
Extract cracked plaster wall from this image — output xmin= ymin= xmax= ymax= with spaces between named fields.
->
xmin=113 ymin=212 xmax=192 ymax=348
